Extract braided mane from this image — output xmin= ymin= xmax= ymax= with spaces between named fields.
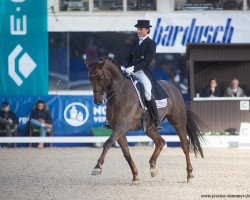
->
xmin=99 ymin=56 xmax=120 ymax=67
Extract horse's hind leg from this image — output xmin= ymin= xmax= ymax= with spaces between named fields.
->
xmin=168 ymin=115 xmax=194 ymax=182
xmin=117 ymin=135 xmax=139 ymax=183
xmin=179 ymin=128 xmax=194 ymax=182
xmin=92 ymin=133 xmax=121 ymax=176
xmin=146 ymin=125 xmax=166 ymax=177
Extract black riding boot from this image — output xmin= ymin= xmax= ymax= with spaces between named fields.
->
xmin=147 ymin=97 xmax=163 ymax=130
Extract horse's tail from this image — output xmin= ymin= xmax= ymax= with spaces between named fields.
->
xmin=185 ymin=105 xmax=206 ymax=158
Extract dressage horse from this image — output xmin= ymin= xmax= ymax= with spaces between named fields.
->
xmin=86 ymin=57 xmax=205 ymax=183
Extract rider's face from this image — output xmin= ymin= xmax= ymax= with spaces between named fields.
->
xmin=137 ymin=28 xmax=148 ymax=38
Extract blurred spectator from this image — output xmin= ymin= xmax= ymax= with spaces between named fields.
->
xmin=223 ymin=0 xmax=240 ymax=10
xmin=0 ymin=101 xmax=18 ymax=148
xmin=29 ymin=100 xmax=53 ymax=149
xmin=224 ymin=78 xmax=245 ymax=97
xmin=200 ymin=78 xmax=221 ymax=97
xmin=247 ymin=89 xmax=250 ymax=97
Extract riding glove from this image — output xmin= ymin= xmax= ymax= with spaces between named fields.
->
xmin=125 ymin=66 xmax=134 ymax=74
xmin=120 ymin=66 xmax=125 ymax=72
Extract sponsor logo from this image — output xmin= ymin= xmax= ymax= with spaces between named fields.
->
xmin=18 ymin=116 xmax=29 ymax=125
xmin=152 ymin=18 xmax=234 ymax=47
xmin=93 ymin=105 xmax=106 ymax=123
xmin=8 ymin=44 xmax=37 ymax=86
xmin=64 ymin=102 xmax=89 ymax=127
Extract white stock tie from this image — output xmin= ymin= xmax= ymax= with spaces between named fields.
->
xmin=139 ymin=38 xmax=143 ymax=45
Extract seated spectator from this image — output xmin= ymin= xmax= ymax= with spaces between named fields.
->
xmin=0 ymin=101 xmax=18 ymax=148
xmin=200 ymin=78 xmax=221 ymax=97
xmin=29 ymin=100 xmax=53 ymax=149
xmin=224 ymin=78 xmax=245 ymax=97
xmin=246 ymin=89 xmax=250 ymax=97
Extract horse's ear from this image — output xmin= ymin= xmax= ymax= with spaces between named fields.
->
xmin=84 ymin=59 xmax=90 ymax=68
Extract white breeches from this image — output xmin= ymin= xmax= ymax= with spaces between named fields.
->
xmin=134 ymin=70 xmax=152 ymax=101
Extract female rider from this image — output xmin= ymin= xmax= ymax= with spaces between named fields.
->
xmin=122 ymin=20 xmax=162 ymax=130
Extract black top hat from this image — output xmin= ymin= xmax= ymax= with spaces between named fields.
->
xmin=135 ymin=20 xmax=152 ymax=28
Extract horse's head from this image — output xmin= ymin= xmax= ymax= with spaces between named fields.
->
xmin=85 ymin=59 xmax=109 ymax=105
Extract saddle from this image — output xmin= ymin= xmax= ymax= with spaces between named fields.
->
xmin=127 ymin=75 xmax=168 ymax=131
xmin=127 ymin=75 xmax=168 ymax=110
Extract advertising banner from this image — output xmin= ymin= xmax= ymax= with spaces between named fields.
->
xmin=0 ymin=0 xmax=48 ymax=95
xmin=147 ymin=13 xmax=250 ymax=53
xmin=0 ymin=95 xmax=176 ymax=138
xmin=0 ymin=96 xmax=93 ymax=137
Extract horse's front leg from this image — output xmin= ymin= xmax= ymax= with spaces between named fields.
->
xmin=92 ymin=130 xmax=123 ymax=176
xmin=117 ymin=135 xmax=139 ymax=183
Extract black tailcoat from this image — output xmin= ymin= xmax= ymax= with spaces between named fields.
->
xmin=125 ymin=37 xmax=168 ymax=100
xmin=125 ymin=37 xmax=156 ymax=73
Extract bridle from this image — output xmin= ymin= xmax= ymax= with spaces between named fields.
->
xmin=88 ymin=68 xmax=126 ymax=102
xmin=88 ymin=69 xmax=109 ymax=94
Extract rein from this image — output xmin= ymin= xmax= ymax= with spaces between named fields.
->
xmin=88 ymin=69 xmax=109 ymax=93
xmin=88 ymin=68 xmax=126 ymax=102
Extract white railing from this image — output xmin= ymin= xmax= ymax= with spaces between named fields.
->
xmin=0 ymin=136 xmax=179 ymax=143
xmin=0 ymin=135 xmax=249 ymax=148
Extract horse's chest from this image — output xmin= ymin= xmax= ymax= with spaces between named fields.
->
xmin=106 ymin=101 xmax=121 ymax=119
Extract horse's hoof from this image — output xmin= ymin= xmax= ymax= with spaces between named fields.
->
xmin=92 ymin=168 xmax=102 ymax=176
xmin=131 ymin=178 xmax=140 ymax=185
xmin=150 ymin=167 xmax=158 ymax=177
xmin=187 ymin=175 xmax=195 ymax=183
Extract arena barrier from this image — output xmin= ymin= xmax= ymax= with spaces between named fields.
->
xmin=0 ymin=95 xmax=176 ymax=138
xmin=0 ymin=135 xmax=249 ymax=148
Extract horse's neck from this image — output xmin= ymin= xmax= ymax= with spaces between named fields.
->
xmin=105 ymin=62 xmax=124 ymax=88
xmin=104 ymin=62 xmax=128 ymax=105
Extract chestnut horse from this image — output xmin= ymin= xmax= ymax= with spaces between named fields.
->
xmin=85 ymin=57 xmax=205 ymax=183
